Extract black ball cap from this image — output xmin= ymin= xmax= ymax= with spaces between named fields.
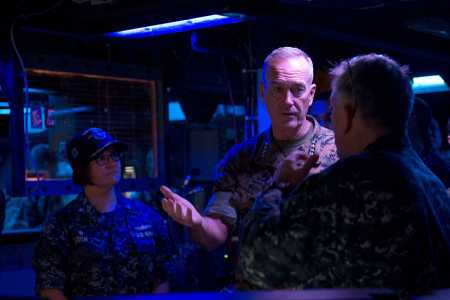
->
xmin=67 ymin=127 xmax=126 ymax=168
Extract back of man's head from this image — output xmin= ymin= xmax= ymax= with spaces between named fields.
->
xmin=331 ymin=53 xmax=413 ymax=135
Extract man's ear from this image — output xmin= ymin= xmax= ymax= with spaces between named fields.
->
xmin=307 ymin=83 xmax=316 ymax=107
xmin=343 ymin=103 xmax=356 ymax=134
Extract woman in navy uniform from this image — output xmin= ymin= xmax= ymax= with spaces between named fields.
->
xmin=33 ymin=127 xmax=173 ymax=300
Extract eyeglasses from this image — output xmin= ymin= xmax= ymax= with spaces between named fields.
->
xmin=94 ymin=151 xmax=123 ymax=167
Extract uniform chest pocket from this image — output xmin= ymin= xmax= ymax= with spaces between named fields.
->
xmin=131 ymin=230 xmax=157 ymax=254
xmin=71 ymin=228 xmax=109 ymax=258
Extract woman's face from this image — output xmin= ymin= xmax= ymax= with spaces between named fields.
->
xmin=88 ymin=147 xmax=122 ymax=188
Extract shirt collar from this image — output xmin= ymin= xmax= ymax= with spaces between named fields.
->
xmin=255 ymin=115 xmax=320 ymax=165
xmin=268 ymin=115 xmax=319 ymax=147
xmin=364 ymin=133 xmax=410 ymax=153
xmin=78 ymin=191 xmax=129 ymax=222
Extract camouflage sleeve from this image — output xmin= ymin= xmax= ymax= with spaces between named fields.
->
xmin=205 ymin=143 xmax=249 ymax=224
xmin=204 ymin=191 xmax=237 ymax=225
xmin=32 ymin=215 xmax=69 ymax=293
xmin=319 ymin=130 xmax=339 ymax=170
xmin=214 ymin=143 xmax=246 ymax=191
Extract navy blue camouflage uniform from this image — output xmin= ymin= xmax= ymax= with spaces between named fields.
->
xmin=239 ymin=134 xmax=450 ymax=298
xmin=33 ymin=193 xmax=173 ymax=297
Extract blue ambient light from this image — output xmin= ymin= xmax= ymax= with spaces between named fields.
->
xmin=412 ymin=75 xmax=449 ymax=94
xmin=168 ymin=101 xmax=186 ymax=122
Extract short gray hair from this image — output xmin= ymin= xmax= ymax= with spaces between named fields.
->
xmin=330 ymin=53 xmax=413 ymax=133
xmin=262 ymin=47 xmax=314 ymax=86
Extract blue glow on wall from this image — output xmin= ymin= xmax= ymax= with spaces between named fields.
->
xmin=169 ymin=101 xmax=186 ymax=122
xmin=257 ymin=69 xmax=271 ymax=134
xmin=309 ymin=99 xmax=329 ymax=117
xmin=108 ymin=14 xmax=246 ymax=38
xmin=213 ymin=104 xmax=245 ymax=118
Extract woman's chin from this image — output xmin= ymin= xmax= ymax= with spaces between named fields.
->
xmin=96 ymin=177 xmax=120 ymax=188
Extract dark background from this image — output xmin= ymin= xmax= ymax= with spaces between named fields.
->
xmin=1 ymin=0 xmax=449 ymax=124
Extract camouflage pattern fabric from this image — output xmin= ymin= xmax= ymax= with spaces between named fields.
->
xmin=33 ymin=193 xmax=173 ymax=297
xmin=205 ymin=116 xmax=338 ymax=225
xmin=239 ymin=134 xmax=450 ymax=299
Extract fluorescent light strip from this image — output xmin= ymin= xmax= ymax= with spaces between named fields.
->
xmin=27 ymin=88 xmax=56 ymax=94
xmin=108 ymin=14 xmax=245 ymax=38
xmin=0 ymin=108 xmax=33 ymax=115
xmin=412 ymin=75 xmax=449 ymax=94
xmin=0 ymin=105 xmax=94 ymax=116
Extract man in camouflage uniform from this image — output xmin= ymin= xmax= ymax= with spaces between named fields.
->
xmin=160 ymin=47 xmax=337 ymax=265
xmin=239 ymin=54 xmax=450 ymax=298
xmin=204 ymin=115 xmax=336 ymax=228
xmin=33 ymin=128 xmax=173 ymax=299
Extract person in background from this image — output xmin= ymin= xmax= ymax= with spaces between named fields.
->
xmin=33 ymin=127 xmax=173 ymax=300
xmin=408 ymin=96 xmax=450 ymax=188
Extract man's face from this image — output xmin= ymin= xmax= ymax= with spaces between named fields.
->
xmin=261 ymin=57 xmax=316 ymax=135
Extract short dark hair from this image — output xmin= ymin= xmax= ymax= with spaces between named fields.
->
xmin=330 ymin=53 xmax=413 ymax=133
xmin=72 ymin=163 xmax=92 ymax=186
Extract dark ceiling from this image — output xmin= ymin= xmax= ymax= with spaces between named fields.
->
xmin=1 ymin=0 xmax=450 ymax=121
xmin=3 ymin=0 xmax=450 ymax=62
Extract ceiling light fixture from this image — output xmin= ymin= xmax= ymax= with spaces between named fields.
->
xmin=412 ymin=75 xmax=449 ymax=94
xmin=108 ymin=13 xmax=246 ymax=38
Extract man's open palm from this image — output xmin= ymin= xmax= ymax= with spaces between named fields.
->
xmin=160 ymin=185 xmax=203 ymax=228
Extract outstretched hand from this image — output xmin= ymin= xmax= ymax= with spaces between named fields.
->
xmin=160 ymin=185 xmax=203 ymax=229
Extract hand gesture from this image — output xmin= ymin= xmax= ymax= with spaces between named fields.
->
xmin=160 ymin=185 xmax=203 ymax=229
xmin=274 ymin=152 xmax=319 ymax=187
